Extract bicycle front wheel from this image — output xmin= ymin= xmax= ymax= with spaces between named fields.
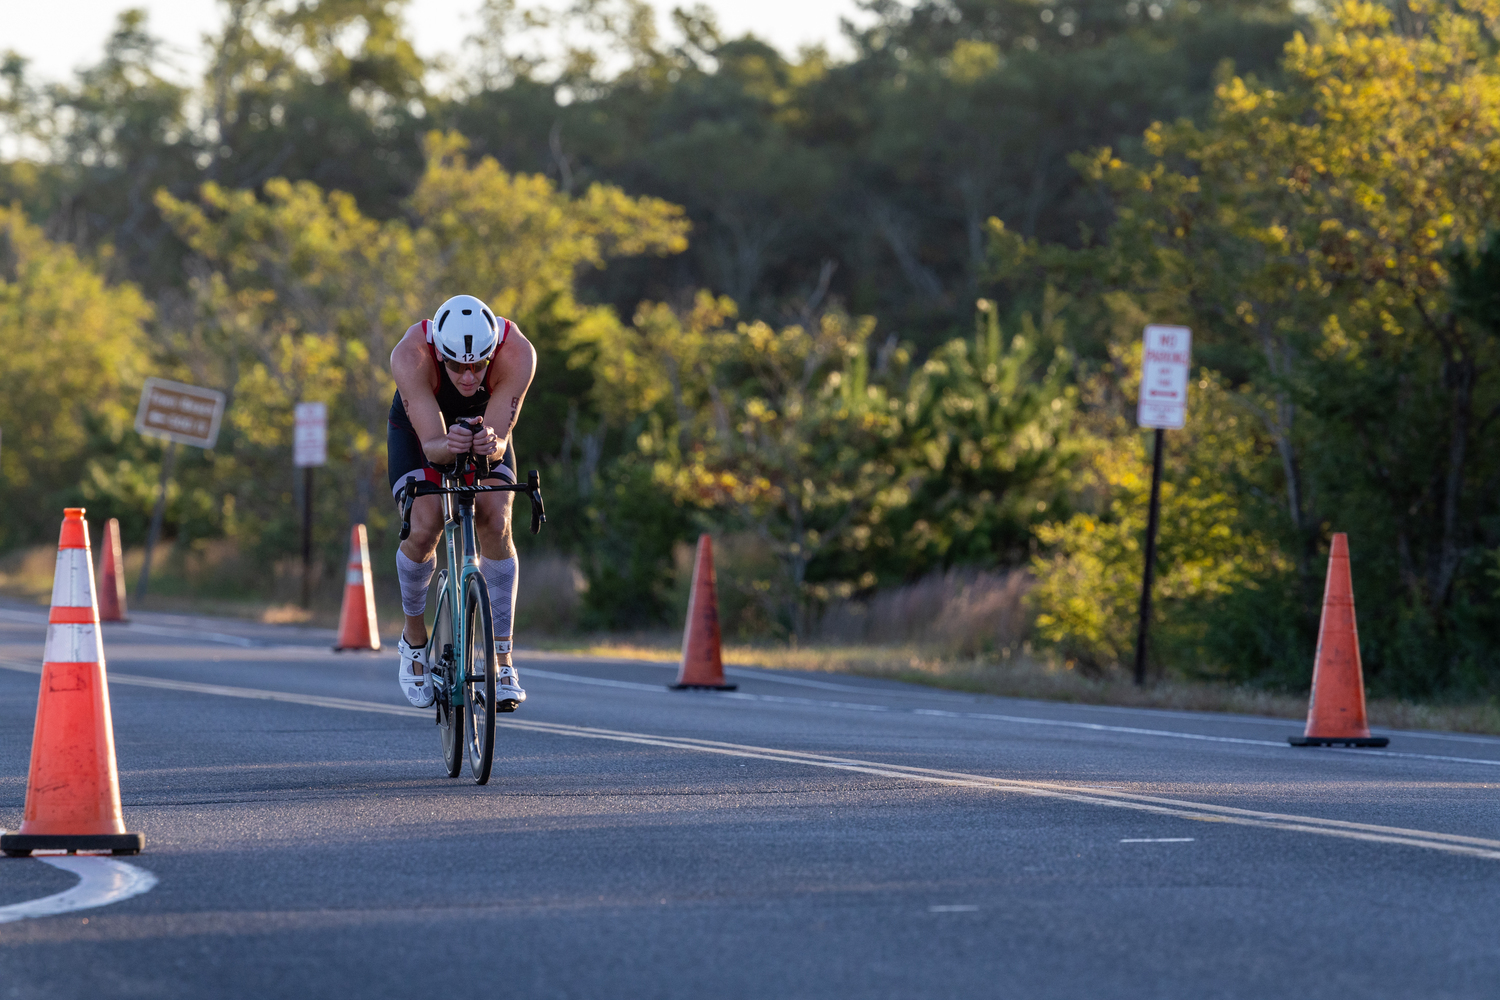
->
xmin=463 ymin=572 xmax=497 ymax=785
xmin=431 ymin=585 xmax=463 ymax=779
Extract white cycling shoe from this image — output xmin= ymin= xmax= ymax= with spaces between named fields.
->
xmin=398 ymin=634 xmax=435 ymax=708
xmin=496 ymin=642 xmax=525 ymax=711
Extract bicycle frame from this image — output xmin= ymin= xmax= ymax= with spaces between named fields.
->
xmin=399 ymin=456 xmax=546 ymax=711
xmin=434 ymin=479 xmax=482 ymax=706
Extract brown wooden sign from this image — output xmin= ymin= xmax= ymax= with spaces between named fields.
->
xmin=134 ymin=377 xmax=226 ymax=449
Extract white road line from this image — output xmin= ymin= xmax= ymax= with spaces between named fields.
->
xmin=525 ymin=669 xmax=662 ymax=693
xmin=928 ymin=905 xmax=980 ymax=912
xmin=523 ymin=665 xmax=1500 ymax=768
xmin=11 ymin=605 xmax=1500 ymax=747
xmin=502 ymin=719 xmax=1500 ymax=859
xmin=523 ymin=651 xmax=948 ymax=697
xmin=0 ymin=659 xmax=422 ymax=717
xmin=5 ymin=658 xmax=1500 ymax=771
xmin=724 ymin=667 xmax=922 ymax=694
xmin=1120 ymin=838 xmax=1195 ymax=843
xmin=118 ymin=623 xmax=262 ymax=648
xmin=3 ymin=660 xmax=1493 ymax=862
xmin=0 ymin=856 xmax=157 ymax=924
xmin=526 ymin=658 xmax=1500 ymax=744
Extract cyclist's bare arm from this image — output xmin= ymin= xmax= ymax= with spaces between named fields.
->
xmin=478 ymin=327 xmax=537 ymax=459
xmin=390 ymin=321 xmax=538 ymax=464
xmin=391 ymin=322 xmax=455 ymax=465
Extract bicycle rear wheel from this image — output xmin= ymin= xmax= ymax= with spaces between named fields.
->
xmin=431 ymin=585 xmax=463 ymax=779
xmin=462 ymin=572 xmax=497 ymax=784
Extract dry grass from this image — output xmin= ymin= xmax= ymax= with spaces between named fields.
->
xmin=7 ymin=540 xmax=1498 ymax=736
xmin=0 ymin=541 xmax=357 ymax=627
xmin=813 ymin=568 xmax=1030 ymax=655
xmin=515 ymin=553 xmax=585 ymax=635
xmin=261 ymin=604 xmax=315 ymax=625
xmin=534 ymin=635 xmax=1500 ymax=736
xmin=0 ymin=545 xmax=57 ymax=603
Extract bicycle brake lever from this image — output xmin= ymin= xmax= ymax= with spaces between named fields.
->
xmin=399 ymin=476 xmax=416 ymax=540
xmin=527 ymin=469 xmax=545 ymax=535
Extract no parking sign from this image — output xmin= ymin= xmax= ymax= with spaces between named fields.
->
xmin=1131 ymin=324 xmax=1191 ymax=686
xmin=1137 ymin=325 xmax=1191 ymax=430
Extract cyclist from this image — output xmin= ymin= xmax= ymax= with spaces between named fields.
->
xmin=388 ymin=293 xmax=536 ymax=709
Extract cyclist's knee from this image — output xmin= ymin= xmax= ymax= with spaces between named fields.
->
xmin=402 ymin=497 xmax=443 ymax=555
xmin=474 ymin=493 xmax=515 ymax=556
xmin=475 ymin=492 xmax=513 ymax=530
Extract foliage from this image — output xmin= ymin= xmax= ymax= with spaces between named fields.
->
xmin=619 ymin=293 xmax=910 ymax=633
xmin=5 ymin=0 xmax=1494 ymax=703
xmin=0 ymin=206 xmax=151 ymax=548
xmin=1008 ymin=0 xmax=1500 ymax=692
xmin=141 ymin=133 xmax=690 ymax=579
xmin=1028 ymin=348 xmax=1289 ymax=674
xmin=883 ymin=295 xmax=1081 ymax=577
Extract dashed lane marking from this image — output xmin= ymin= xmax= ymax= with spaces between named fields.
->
xmin=0 ymin=856 xmax=158 ymax=924
xmin=1 ymin=659 xmax=1498 ymax=862
xmin=4 ymin=658 xmax=1500 ymax=770
xmin=521 ymin=667 xmax=1500 ymax=769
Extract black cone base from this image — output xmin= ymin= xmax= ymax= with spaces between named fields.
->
xmin=1 ymin=832 xmax=144 ymax=857
xmin=670 ymin=683 xmax=738 ymax=691
xmin=1287 ymin=736 xmax=1389 ymax=748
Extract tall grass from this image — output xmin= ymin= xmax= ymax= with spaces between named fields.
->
xmin=9 ymin=536 xmax=1500 ymax=735
xmin=812 ymin=568 xmax=1030 ymax=656
xmin=514 ymin=552 xmax=584 ymax=635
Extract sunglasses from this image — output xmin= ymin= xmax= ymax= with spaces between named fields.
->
xmin=444 ymin=358 xmax=491 ymax=376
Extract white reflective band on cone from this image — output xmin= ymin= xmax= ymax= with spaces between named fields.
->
xmin=45 ymin=623 xmax=103 ymax=664
xmin=346 ymin=568 xmax=364 ymax=585
xmin=51 ymin=549 xmax=95 ymax=608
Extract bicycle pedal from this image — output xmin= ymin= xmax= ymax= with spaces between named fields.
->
xmin=498 ymin=699 xmax=519 ymax=713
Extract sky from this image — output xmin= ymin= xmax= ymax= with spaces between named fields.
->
xmin=4 ymin=0 xmax=868 ymax=84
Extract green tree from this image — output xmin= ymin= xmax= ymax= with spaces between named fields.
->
xmin=867 ymin=296 xmax=1081 ymax=580
xmin=1028 ymin=342 xmax=1289 ymax=674
xmin=619 ymin=294 xmax=911 ymax=633
xmin=0 ymin=206 xmax=151 ymax=548
xmin=154 ymin=130 xmax=689 ymax=566
xmin=1007 ymin=0 xmax=1500 ymax=691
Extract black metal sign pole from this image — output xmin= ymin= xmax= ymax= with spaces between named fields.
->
xmin=301 ymin=465 xmax=315 ymax=608
xmin=1132 ymin=427 xmax=1165 ymax=686
xmin=135 ymin=440 xmax=178 ymax=601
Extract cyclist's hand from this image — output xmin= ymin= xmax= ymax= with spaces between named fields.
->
xmin=469 ymin=422 xmax=500 ymax=457
xmin=445 ymin=421 xmax=476 ymax=456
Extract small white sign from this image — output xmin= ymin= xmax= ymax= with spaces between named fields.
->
xmin=1137 ymin=325 xmax=1192 ymax=430
xmin=294 ymin=402 xmax=328 ymax=467
xmin=135 ymin=378 xmax=226 ymax=449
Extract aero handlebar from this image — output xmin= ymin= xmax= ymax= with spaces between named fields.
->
xmin=399 ymin=455 xmax=546 ymax=541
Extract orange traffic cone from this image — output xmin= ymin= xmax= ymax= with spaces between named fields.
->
xmin=333 ymin=524 xmax=381 ymax=651
xmin=670 ymin=534 xmax=736 ymax=691
xmin=1288 ymin=533 xmax=1388 ymax=748
xmin=1 ymin=509 xmax=143 ymax=856
xmin=97 ymin=517 xmax=128 ymax=622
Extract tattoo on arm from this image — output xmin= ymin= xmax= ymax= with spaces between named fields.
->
xmin=505 ymin=396 xmax=520 ymax=433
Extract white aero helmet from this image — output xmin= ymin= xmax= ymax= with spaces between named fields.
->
xmin=429 ymin=294 xmax=502 ymax=364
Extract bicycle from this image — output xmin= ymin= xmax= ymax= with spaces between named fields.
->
xmin=398 ymin=447 xmax=545 ymax=785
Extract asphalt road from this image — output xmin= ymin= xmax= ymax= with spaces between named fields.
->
xmin=2 ymin=600 xmax=1499 ymax=999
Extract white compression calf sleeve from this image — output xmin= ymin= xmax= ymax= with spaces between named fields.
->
xmin=480 ymin=556 xmax=518 ymax=652
xmin=396 ymin=549 xmax=436 ymax=619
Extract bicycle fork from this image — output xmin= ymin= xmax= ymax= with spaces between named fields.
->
xmin=442 ymin=493 xmax=483 ymax=710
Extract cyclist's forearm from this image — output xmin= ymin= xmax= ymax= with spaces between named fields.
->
xmin=422 ymin=438 xmax=457 ymax=465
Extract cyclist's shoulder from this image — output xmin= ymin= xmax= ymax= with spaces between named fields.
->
xmin=391 ymin=321 xmax=439 ymax=393
xmin=500 ymin=322 xmax=537 ymax=370
xmin=391 ymin=320 xmax=434 ymax=367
